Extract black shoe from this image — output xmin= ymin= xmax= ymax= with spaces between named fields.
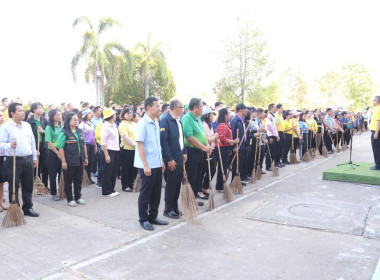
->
xmin=140 ymin=221 xmax=154 ymax=231
xmin=196 ymin=194 xmax=208 ymax=200
xmin=267 ymin=167 xmax=272 ymax=171
xmin=242 ymin=182 xmax=247 ymax=186
xmin=163 ymin=211 xmax=180 ymax=219
xmin=202 ymin=191 xmax=210 ymax=196
xmin=275 ymin=164 xmax=282 ymax=168
xmin=197 ymin=201 xmax=204 ymax=206
xmin=261 ymin=171 xmax=266 ymax=174
xmin=370 ymin=166 xmax=380 ymax=170
xmin=89 ymin=179 xmax=96 ymax=185
xmin=24 ymin=209 xmax=40 ymax=217
xmin=96 ymin=182 xmax=102 ymax=188
xmin=122 ymin=188 xmax=133 ymax=192
xmin=282 ymin=161 xmax=291 ymax=165
xmin=243 ymin=176 xmax=251 ymax=181
xmin=173 ymin=209 xmax=182 ymax=216
xmin=328 ymin=151 xmax=333 ymax=155
xmin=149 ymin=218 xmax=169 ymax=225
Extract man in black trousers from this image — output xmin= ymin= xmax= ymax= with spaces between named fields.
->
xmin=26 ymin=102 xmax=49 ymax=190
xmin=0 ymin=103 xmax=39 ymax=217
xmin=370 ymin=96 xmax=380 ymax=170
xmin=160 ymin=99 xmax=187 ymax=219
xmin=134 ymin=97 xmax=168 ymax=231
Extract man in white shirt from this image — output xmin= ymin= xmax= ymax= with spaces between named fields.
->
xmin=0 ymin=103 xmax=39 ymax=217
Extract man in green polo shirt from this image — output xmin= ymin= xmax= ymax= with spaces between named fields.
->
xmin=182 ymin=97 xmax=211 ymax=206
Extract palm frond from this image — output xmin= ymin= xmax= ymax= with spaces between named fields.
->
xmin=98 ymin=17 xmax=121 ymax=34
xmin=73 ymin=16 xmax=93 ymax=29
xmin=80 ymin=30 xmax=96 ymax=56
xmin=104 ymin=42 xmax=126 ymax=54
xmin=71 ymin=52 xmax=81 ymax=82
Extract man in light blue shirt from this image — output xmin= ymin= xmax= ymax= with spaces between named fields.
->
xmin=134 ymin=97 xmax=168 ymax=231
xmin=0 ymin=102 xmax=39 ymax=217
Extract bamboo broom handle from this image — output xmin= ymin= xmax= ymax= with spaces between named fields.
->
xmin=12 ymin=147 xmax=16 ymax=201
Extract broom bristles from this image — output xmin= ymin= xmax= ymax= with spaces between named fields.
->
xmin=181 ymin=182 xmax=199 ymax=223
xmin=58 ymin=171 xmax=66 ymax=199
xmin=223 ymin=181 xmax=234 ymax=202
xmin=230 ymin=175 xmax=243 ymax=195
xmin=33 ymin=176 xmax=48 ymax=197
xmin=322 ymin=146 xmax=328 ymax=158
xmin=255 ymin=166 xmax=262 ymax=180
xmin=133 ymin=173 xmax=141 ymax=192
xmin=342 ymin=143 xmax=347 ymax=151
xmin=82 ymin=168 xmax=90 ymax=186
xmin=308 ymin=149 xmax=313 ymax=159
xmin=2 ymin=202 xmax=26 ymax=228
xmin=271 ymin=163 xmax=279 ymax=176
xmin=290 ymin=151 xmax=298 ymax=164
xmin=250 ymin=169 xmax=257 ymax=183
xmin=336 ymin=144 xmax=341 ymax=153
xmin=208 ymin=189 xmax=215 ymax=211
xmin=302 ymin=152 xmax=311 ymax=162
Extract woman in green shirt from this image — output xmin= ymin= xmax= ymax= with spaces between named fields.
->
xmin=45 ymin=109 xmax=62 ymax=201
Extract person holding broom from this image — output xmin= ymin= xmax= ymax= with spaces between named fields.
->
xmin=0 ymin=102 xmax=39 ymax=217
xmin=57 ymin=112 xmax=88 ymax=207
xmin=281 ymin=111 xmax=294 ymax=164
xmin=134 ymin=97 xmax=168 ymax=231
xmin=182 ymin=98 xmax=212 ymax=206
xmin=216 ymin=108 xmax=239 ymax=192
xmin=26 ymin=102 xmax=49 ymax=191
xmin=45 ymin=109 xmax=62 ymax=201
xmin=265 ymin=103 xmax=282 ymax=171
xmin=160 ymin=99 xmax=187 ymax=219
xmin=79 ymin=109 xmax=96 ymax=185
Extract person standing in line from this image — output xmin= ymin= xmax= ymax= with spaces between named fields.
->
xmin=26 ymin=102 xmax=49 ymax=190
xmin=0 ymin=110 xmax=9 ymax=211
xmin=324 ymin=108 xmax=335 ymax=154
xmin=118 ymin=107 xmax=137 ymax=192
xmin=100 ymin=108 xmax=120 ymax=197
xmin=281 ymin=111 xmax=293 ymax=164
xmin=256 ymin=108 xmax=268 ymax=174
xmin=275 ymin=104 xmax=286 ymax=167
xmin=216 ymin=108 xmax=239 ymax=191
xmin=299 ymin=113 xmax=309 ymax=158
xmin=265 ymin=103 xmax=281 ymax=171
xmin=45 ymin=109 xmax=62 ymax=201
xmin=160 ymin=99 xmax=187 ymax=218
xmin=370 ymin=96 xmax=380 ymax=170
xmin=201 ymin=106 xmax=218 ymax=195
xmin=182 ymin=98 xmax=212 ymax=206
xmin=58 ymin=112 xmax=88 ymax=207
xmin=79 ymin=109 xmax=96 ymax=185
xmin=91 ymin=106 xmax=103 ymax=177
xmin=135 ymin=97 xmax=168 ymax=230
xmin=0 ymin=103 xmax=39 ymax=216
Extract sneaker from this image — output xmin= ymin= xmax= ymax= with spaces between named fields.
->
xmin=113 ymin=191 xmax=120 ymax=196
xmin=68 ymin=200 xmax=77 ymax=207
xmin=96 ymin=182 xmax=102 ymax=188
xmin=104 ymin=193 xmax=119 ymax=197
xmin=52 ymin=195 xmax=60 ymax=201
xmin=91 ymin=172 xmax=98 ymax=177
xmin=75 ymin=199 xmax=86 ymax=205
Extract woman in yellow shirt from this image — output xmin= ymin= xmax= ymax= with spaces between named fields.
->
xmin=118 ymin=107 xmax=137 ymax=192
xmin=282 ymin=111 xmax=293 ymax=164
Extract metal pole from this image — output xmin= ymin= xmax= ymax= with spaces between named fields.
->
xmin=95 ymin=65 xmax=99 ymax=106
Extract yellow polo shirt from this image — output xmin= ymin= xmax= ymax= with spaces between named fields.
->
xmin=284 ymin=119 xmax=293 ymax=135
xmin=292 ymin=118 xmax=300 ymax=138
xmin=370 ymin=106 xmax=380 ymax=131
xmin=276 ymin=113 xmax=285 ymax=132
xmin=119 ymin=120 xmax=136 ymax=150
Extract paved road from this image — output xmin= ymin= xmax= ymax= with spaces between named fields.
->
xmin=1 ymin=132 xmax=380 ymax=280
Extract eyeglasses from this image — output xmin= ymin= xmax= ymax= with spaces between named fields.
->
xmin=176 ymin=106 xmax=184 ymax=109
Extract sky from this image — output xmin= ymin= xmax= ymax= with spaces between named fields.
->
xmin=1 ymin=0 xmax=379 ymax=107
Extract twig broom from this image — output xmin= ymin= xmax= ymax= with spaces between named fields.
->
xmin=33 ymin=133 xmax=48 ymax=196
xmin=133 ymin=173 xmax=141 ymax=192
xmin=217 ymin=145 xmax=234 ymax=202
xmin=266 ymin=141 xmax=279 ymax=176
xmin=181 ymin=163 xmax=199 ymax=223
xmin=206 ymin=154 xmax=215 ymax=210
xmin=2 ymin=147 xmax=26 ymax=228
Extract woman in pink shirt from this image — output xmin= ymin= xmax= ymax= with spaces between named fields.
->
xmin=201 ymin=106 xmax=218 ymax=197
xmin=100 ymin=108 xmax=120 ymax=197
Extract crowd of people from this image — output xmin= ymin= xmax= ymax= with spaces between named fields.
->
xmin=0 ymin=95 xmax=378 ymax=231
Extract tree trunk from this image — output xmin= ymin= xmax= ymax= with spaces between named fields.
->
xmin=144 ymin=70 xmax=150 ymax=100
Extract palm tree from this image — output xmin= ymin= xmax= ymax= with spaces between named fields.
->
xmin=71 ymin=16 xmax=132 ymax=106
xmin=135 ymin=33 xmax=169 ymax=99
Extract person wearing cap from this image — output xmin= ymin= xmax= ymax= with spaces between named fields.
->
xmin=265 ymin=103 xmax=281 ymax=171
xmin=275 ymin=104 xmax=286 ymax=166
xmin=180 ymin=104 xmax=189 ymax=122
xmin=160 ymin=99 xmax=187 ymax=219
xmin=100 ymin=108 xmax=120 ymax=197
xmin=135 ymin=97 xmax=168 ymax=231
xmin=201 ymin=106 xmax=218 ymax=196
xmin=230 ymin=103 xmax=249 ymax=183
xmin=57 ymin=112 xmax=88 ymax=207
xmin=182 ymin=98 xmax=211 ymax=206
xmin=79 ymin=109 xmax=96 ymax=185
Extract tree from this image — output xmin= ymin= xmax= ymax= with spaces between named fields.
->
xmin=276 ymin=69 xmax=308 ymax=109
xmin=214 ymin=18 xmax=272 ymax=106
xmin=71 ymin=16 xmax=132 ymax=106
xmin=135 ymin=33 xmax=170 ymax=99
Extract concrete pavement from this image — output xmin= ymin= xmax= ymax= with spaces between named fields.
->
xmin=1 ymin=132 xmax=380 ymax=280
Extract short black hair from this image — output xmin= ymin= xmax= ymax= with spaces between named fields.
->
xmin=215 ymin=101 xmax=223 ymax=108
xmin=82 ymin=102 xmax=89 ymax=108
xmin=8 ymin=102 xmax=22 ymax=118
xmin=268 ymin=103 xmax=275 ymax=111
xmin=145 ymin=97 xmax=159 ymax=110
xmin=161 ymin=104 xmax=169 ymax=112
xmin=326 ymin=108 xmax=332 ymax=112
xmin=257 ymin=108 xmax=264 ymax=114
xmin=120 ymin=106 xmax=131 ymax=120
xmin=30 ymin=102 xmax=43 ymax=114
xmin=276 ymin=103 xmax=283 ymax=109
xmin=189 ymin=98 xmax=202 ymax=111
xmin=93 ymin=106 xmax=102 ymax=113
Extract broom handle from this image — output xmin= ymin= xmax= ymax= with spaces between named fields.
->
xmin=207 ymin=153 xmax=212 ymax=186
xmin=36 ymin=132 xmax=40 ymax=177
xmin=236 ymin=129 xmax=239 ymax=173
xmin=252 ymin=137 xmax=258 ymax=172
xmin=258 ymin=136 xmax=262 ymax=164
xmin=265 ymin=141 xmax=273 ymax=163
xmin=217 ymin=144 xmax=227 ymax=182
xmin=12 ymin=147 xmax=16 ymax=201
xmin=229 ymin=121 xmax=252 ymax=169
